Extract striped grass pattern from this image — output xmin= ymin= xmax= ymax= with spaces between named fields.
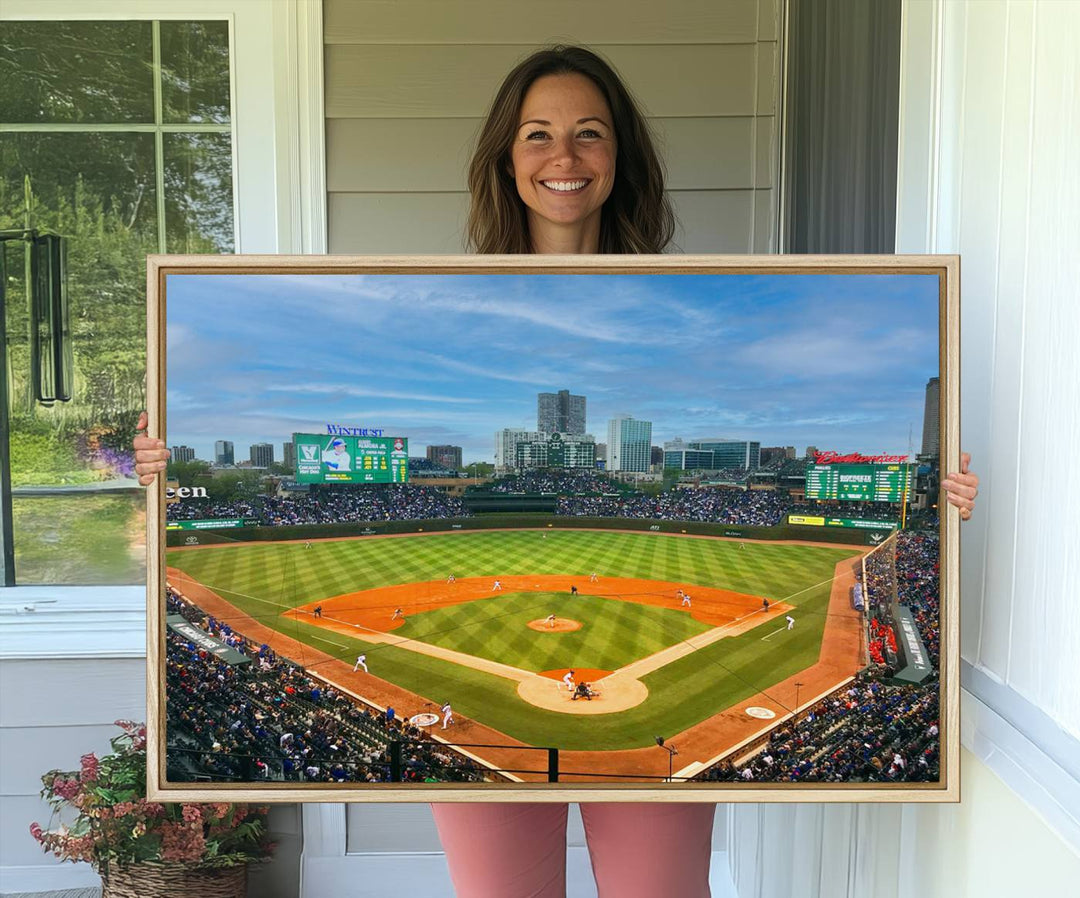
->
xmin=167 ymin=530 xmax=859 ymax=750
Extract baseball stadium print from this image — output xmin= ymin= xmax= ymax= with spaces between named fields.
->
xmin=145 ymin=255 xmax=960 ymax=803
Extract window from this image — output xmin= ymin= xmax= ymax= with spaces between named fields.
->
xmin=1 ymin=19 xmax=234 ymax=584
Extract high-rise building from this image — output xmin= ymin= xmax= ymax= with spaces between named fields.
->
xmin=426 ymin=445 xmax=463 ymax=470
xmin=170 ymin=445 xmax=195 ymax=463
xmin=214 ymin=440 xmax=234 ymax=466
xmin=651 ymin=446 xmax=664 ymax=466
xmin=662 ymin=439 xmax=761 ymax=470
xmin=495 ymin=429 xmax=544 ymax=471
xmin=607 ymin=416 xmax=652 ymax=472
xmin=250 ymin=443 xmax=274 ymax=467
xmin=537 ymin=390 xmax=586 ymax=435
xmin=921 ymin=377 xmax=940 ymax=456
xmin=692 ymin=440 xmax=761 ymax=469
xmin=282 ymin=442 xmax=296 ymax=471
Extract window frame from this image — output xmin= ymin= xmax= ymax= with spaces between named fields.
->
xmin=0 ymin=0 xmax=325 ymax=652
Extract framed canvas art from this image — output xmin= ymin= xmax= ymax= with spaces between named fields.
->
xmin=145 ymin=254 xmax=959 ymax=803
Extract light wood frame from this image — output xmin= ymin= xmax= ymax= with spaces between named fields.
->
xmin=146 ymin=253 xmax=960 ymax=803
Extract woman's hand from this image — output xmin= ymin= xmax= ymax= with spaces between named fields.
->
xmin=940 ymin=451 xmax=979 ymax=521
xmin=133 ymin=411 xmax=170 ymax=486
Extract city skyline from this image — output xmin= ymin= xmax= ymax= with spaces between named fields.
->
xmin=165 ymin=272 xmax=940 ymax=466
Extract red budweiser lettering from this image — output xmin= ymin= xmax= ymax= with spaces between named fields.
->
xmin=814 ymin=451 xmax=909 ymax=464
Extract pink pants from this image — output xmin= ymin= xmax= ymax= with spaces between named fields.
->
xmin=431 ymin=803 xmax=715 ymax=898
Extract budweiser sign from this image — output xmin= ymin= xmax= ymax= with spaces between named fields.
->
xmin=814 ymin=451 xmax=909 ymax=464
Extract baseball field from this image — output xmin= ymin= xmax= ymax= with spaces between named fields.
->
xmin=166 ymin=528 xmax=866 ymax=773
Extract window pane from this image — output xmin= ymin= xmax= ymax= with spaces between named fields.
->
xmin=160 ymin=20 xmax=232 ymax=124
xmin=3 ymin=132 xmax=156 ymax=585
xmin=0 ymin=22 xmax=154 ymax=124
xmin=12 ymin=493 xmax=146 ymax=585
xmin=1 ymin=132 xmax=157 ymax=437
xmin=164 ymin=133 xmax=235 ymax=252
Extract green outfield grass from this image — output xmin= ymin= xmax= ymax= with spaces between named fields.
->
xmin=166 ymin=529 xmax=861 ymax=751
xmin=396 ymin=591 xmax=711 ymax=672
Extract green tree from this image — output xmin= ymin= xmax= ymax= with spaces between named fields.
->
xmin=166 ymin=458 xmax=212 ymax=487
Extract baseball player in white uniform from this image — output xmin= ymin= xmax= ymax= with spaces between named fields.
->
xmin=441 ymin=701 xmax=454 ymax=729
xmin=492 ymin=579 xmax=502 ymax=591
xmin=545 ymin=613 xmax=557 ymax=628
xmin=681 ymin=592 xmax=692 ymax=608
xmin=786 ymin=615 xmax=795 ymax=630
xmin=322 ymin=439 xmax=351 ymax=471
xmin=353 ymin=653 xmax=367 ymax=673
xmin=562 ymin=670 xmax=575 ymax=692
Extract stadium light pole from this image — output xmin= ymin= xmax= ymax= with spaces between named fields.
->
xmin=794 ymin=681 xmax=804 ymax=723
xmin=655 ymin=735 xmax=678 ymax=782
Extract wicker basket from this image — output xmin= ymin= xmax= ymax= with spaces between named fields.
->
xmin=100 ymin=862 xmax=247 ymax=898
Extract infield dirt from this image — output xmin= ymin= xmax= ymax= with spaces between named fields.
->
xmin=166 ymin=549 xmax=864 ymax=781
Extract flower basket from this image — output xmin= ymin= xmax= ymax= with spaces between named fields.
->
xmin=101 ymin=861 xmax=247 ymax=898
xmin=31 ymin=721 xmax=273 ymax=889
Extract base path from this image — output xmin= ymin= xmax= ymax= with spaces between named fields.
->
xmin=165 ymin=550 xmax=867 ymax=781
xmin=278 ymin=575 xmax=788 ymax=715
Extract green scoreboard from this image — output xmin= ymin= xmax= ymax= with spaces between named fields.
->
xmin=293 ymin=433 xmax=409 ymax=484
xmin=804 ymin=463 xmax=911 ymax=502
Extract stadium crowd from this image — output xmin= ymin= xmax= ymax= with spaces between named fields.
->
xmin=165 ymin=590 xmax=487 ymax=784
xmin=480 ymin=470 xmax=622 ymax=495
xmin=858 ymin=530 xmax=940 ymax=668
xmin=557 ymin=487 xmax=797 ymax=526
xmin=697 ymin=672 xmax=940 ymax=783
xmin=698 ymin=526 xmax=942 ymax=784
xmin=165 ymin=470 xmax=909 ymax=531
xmin=166 ymin=483 xmax=469 ymax=525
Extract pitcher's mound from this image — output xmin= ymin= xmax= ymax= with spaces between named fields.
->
xmin=528 ymin=617 xmax=581 ymax=632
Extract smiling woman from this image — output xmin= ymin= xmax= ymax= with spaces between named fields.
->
xmin=509 ymin=73 xmax=617 ymax=253
xmin=466 ymin=45 xmax=674 ymax=255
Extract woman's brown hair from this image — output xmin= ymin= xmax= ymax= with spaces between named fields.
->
xmin=466 ymin=46 xmax=675 ymax=254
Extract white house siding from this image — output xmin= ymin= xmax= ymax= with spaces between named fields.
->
xmin=728 ymin=1 xmax=1080 ymax=894
xmin=323 ymin=0 xmax=782 ymax=254
xmin=321 ymin=0 xmax=778 ymax=876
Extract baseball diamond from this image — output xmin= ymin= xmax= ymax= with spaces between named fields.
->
xmin=166 ymin=528 xmax=867 ymax=776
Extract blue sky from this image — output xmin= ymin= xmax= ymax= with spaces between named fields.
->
xmin=165 ymin=272 xmax=940 ymax=465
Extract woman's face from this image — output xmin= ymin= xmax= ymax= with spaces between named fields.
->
xmin=509 ymin=73 xmax=616 ymax=244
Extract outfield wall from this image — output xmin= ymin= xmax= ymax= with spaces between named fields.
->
xmin=165 ymin=513 xmax=877 ymax=547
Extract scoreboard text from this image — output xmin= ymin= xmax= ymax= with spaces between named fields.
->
xmin=293 ymin=433 xmax=409 ymax=484
xmin=804 ymin=463 xmax=910 ymax=502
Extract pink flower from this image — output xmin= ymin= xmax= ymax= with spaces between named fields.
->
xmin=29 ymin=822 xmax=44 ymax=842
xmin=181 ymin=805 xmax=202 ymax=824
xmin=52 ymin=777 xmax=80 ymax=801
xmin=79 ymin=753 xmax=100 ymax=782
xmin=160 ymin=821 xmax=206 ymax=863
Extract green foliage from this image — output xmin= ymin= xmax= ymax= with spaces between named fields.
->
xmin=205 ymin=471 xmax=264 ymax=503
xmin=2 ymin=22 xmax=233 ymax=492
xmin=30 ymin=721 xmax=273 ymax=872
xmin=12 ymin=493 xmax=144 ymax=584
xmin=166 ymin=458 xmax=212 ymax=486
xmin=8 ymin=421 xmax=89 ymax=484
